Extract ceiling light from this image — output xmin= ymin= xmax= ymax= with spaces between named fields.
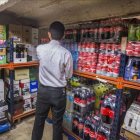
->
xmin=0 ymin=0 xmax=9 ymax=6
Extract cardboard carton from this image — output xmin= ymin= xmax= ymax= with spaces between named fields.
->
xmin=8 ymin=24 xmax=22 ymax=43
xmin=14 ymin=69 xmax=29 ymax=80
xmin=22 ymin=26 xmax=32 ymax=44
xmin=32 ymin=28 xmax=38 ymax=46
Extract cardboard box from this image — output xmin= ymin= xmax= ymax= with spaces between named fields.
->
xmin=123 ymin=101 xmax=140 ymax=136
xmin=31 ymin=93 xmax=37 ymax=109
xmin=0 ymin=55 xmax=6 ymax=64
xmin=32 ymin=28 xmax=38 ymax=46
xmin=14 ymin=69 xmax=29 ymax=80
xmin=22 ymin=26 xmax=32 ymax=44
xmin=5 ymin=77 xmax=19 ymax=98
xmin=0 ymin=48 xmax=6 ymax=55
xmin=23 ymin=94 xmax=32 ymax=111
xmin=29 ymin=66 xmax=37 ymax=81
xmin=120 ymin=126 xmax=140 ymax=140
xmin=19 ymin=79 xmax=30 ymax=96
xmin=0 ymin=25 xmax=6 ymax=40
xmin=30 ymin=81 xmax=38 ymax=94
xmin=26 ymin=44 xmax=38 ymax=61
xmin=0 ymin=80 xmax=4 ymax=101
xmin=8 ymin=24 xmax=22 ymax=43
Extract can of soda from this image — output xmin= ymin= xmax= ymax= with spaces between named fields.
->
xmin=90 ymin=42 xmax=96 ymax=53
xmin=86 ymin=43 xmax=90 ymax=52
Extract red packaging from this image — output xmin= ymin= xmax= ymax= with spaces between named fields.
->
xmin=78 ymin=43 xmax=82 ymax=52
xmin=86 ymin=43 xmax=90 ymax=52
xmin=90 ymin=43 xmax=96 ymax=53
xmin=98 ymin=58 xmax=104 ymax=64
xmin=127 ymin=42 xmax=134 ymax=50
xmin=126 ymin=50 xmax=134 ymax=56
xmin=107 ymin=66 xmax=114 ymax=73
xmin=116 ymin=55 xmax=121 ymax=62
xmin=112 ymin=44 xmax=118 ymax=51
xmin=100 ymin=43 xmax=105 ymax=50
xmin=98 ymin=53 xmax=105 ymax=59
xmin=78 ymin=61 xmax=82 ymax=71
xmin=85 ymin=62 xmax=90 ymax=72
xmin=105 ymin=44 xmax=112 ymax=50
xmin=116 ymin=61 xmax=120 ymax=67
xmin=81 ymin=62 xmax=86 ymax=71
xmin=82 ymin=43 xmax=86 ymax=52
xmin=102 ymin=65 xmax=108 ymax=71
xmin=87 ymin=52 xmax=92 ymax=57
xmin=113 ymin=67 xmax=119 ymax=75
xmin=96 ymin=64 xmax=102 ymax=70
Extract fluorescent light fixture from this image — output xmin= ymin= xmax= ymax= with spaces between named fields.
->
xmin=0 ymin=0 xmax=9 ymax=5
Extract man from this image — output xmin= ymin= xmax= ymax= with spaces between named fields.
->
xmin=32 ymin=21 xmax=73 ymax=140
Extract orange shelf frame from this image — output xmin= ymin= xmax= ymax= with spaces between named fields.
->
xmin=13 ymin=62 xmax=39 ymax=68
xmin=0 ymin=64 xmax=10 ymax=69
xmin=73 ymin=70 xmax=118 ymax=85
xmin=13 ymin=109 xmax=36 ymax=122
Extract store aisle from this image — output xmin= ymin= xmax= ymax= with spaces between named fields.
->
xmin=0 ymin=115 xmax=68 ymax=140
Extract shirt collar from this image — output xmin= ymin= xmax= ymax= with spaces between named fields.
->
xmin=49 ymin=40 xmax=60 ymax=45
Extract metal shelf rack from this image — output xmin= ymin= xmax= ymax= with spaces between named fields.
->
xmin=3 ymin=39 xmax=140 ymax=139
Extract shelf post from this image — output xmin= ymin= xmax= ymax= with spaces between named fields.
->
xmin=9 ymin=38 xmax=14 ymax=128
xmin=110 ymin=53 xmax=126 ymax=140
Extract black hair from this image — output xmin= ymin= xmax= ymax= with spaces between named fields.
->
xmin=49 ymin=21 xmax=65 ymax=40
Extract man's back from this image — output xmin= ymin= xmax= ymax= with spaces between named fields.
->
xmin=37 ymin=40 xmax=73 ymax=87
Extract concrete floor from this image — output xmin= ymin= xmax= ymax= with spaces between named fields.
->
xmin=0 ymin=115 xmax=68 ymax=140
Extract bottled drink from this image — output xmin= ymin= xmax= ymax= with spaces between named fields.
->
xmin=66 ymin=90 xmax=71 ymax=110
xmin=72 ymin=114 xmax=79 ymax=135
xmin=100 ymin=96 xmax=111 ymax=124
xmin=96 ymin=125 xmax=107 ymax=140
xmin=73 ymin=89 xmax=81 ymax=112
xmin=86 ymin=89 xmax=92 ymax=112
xmin=69 ymin=90 xmax=74 ymax=112
xmin=67 ymin=112 xmax=73 ymax=131
xmin=89 ymin=120 xmax=97 ymax=140
xmin=78 ymin=116 xmax=85 ymax=138
xmin=63 ymin=111 xmax=68 ymax=127
xmin=90 ymin=89 xmax=95 ymax=112
xmin=98 ymin=21 xmax=104 ymax=42
xmin=79 ymin=90 xmax=87 ymax=114
xmin=84 ymin=117 xmax=91 ymax=140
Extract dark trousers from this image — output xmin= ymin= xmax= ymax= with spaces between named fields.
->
xmin=32 ymin=85 xmax=66 ymax=140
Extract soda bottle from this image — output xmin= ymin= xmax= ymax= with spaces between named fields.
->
xmin=69 ymin=90 xmax=74 ymax=112
xmin=63 ymin=111 xmax=68 ymax=127
xmin=72 ymin=114 xmax=79 ymax=135
xmin=90 ymin=89 xmax=96 ymax=112
xmin=79 ymin=90 xmax=87 ymax=115
xmin=99 ymin=94 xmax=105 ymax=111
xmin=67 ymin=112 xmax=73 ymax=131
xmin=73 ymin=89 xmax=81 ymax=112
xmin=104 ymin=20 xmax=110 ymax=39
xmin=97 ymin=125 xmax=107 ymax=140
xmin=66 ymin=90 xmax=71 ymax=110
xmin=100 ymin=96 xmax=111 ymax=124
xmin=89 ymin=120 xmax=97 ymax=140
xmin=86 ymin=89 xmax=92 ymax=112
xmin=84 ymin=117 xmax=91 ymax=140
xmin=78 ymin=116 xmax=85 ymax=138
xmin=98 ymin=20 xmax=104 ymax=42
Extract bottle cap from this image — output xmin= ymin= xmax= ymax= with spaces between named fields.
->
xmin=105 ymin=96 xmax=108 ymax=99
xmin=93 ymin=120 xmax=96 ymax=123
xmin=98 ymin=118 xmax=101 ymax=121
xmin=87 ymin=117 xmax=90 ymax=120
xmin=92 ymin=114 xmax=94 ymax=117
xmin=109 ymin=94 xmax=112 ymax=96
xmin=96 ymin=111 xmax=99 ymax=114
xmin=114 ymin=98 xmax=116 ymax=101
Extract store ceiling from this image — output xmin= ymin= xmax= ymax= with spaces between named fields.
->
xmin=1 ymin=0 xmax=140 ymax=29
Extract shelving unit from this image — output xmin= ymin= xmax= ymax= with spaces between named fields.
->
xmin=0 ymin=39 xmax=39 ymax=128
xmin=4 ymin=39 xmax=140 ymax=139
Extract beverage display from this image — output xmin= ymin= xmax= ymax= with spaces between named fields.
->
xmin=78 ymin=116 xmax=85 ymax=138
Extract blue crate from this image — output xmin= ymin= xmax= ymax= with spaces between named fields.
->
xmin=0 ymin=123 xmax=9 ymax=133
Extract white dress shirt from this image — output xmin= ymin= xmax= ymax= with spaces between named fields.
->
xmin=37 ymin=40 xmax=73 ymax=87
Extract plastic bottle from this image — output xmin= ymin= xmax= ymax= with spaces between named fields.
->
xmin=69 ymin=90 xmax=74 ymax=112
xmin=79 ymin=90 xmax=87 ymax=115
xmin=67 ymin=112 xmax=73 ymax=131
xmin=66 ymin=90 xmax=71 ymax=110
xmin=83 ymin=117 xmax=91 ymax=140
xmin=63 ymin=111 xmax=68 ymax=127
xmin=89 ymin=120 xmax=97 ymax=140
xmin=86 ymin=89 xmax=92 ymax=112
xmin=72 ymin=114 xmax=79 ymax=135
xmin=78 ymin=116 xmax=85 ymax=138
xmin=90 ymin=89 xmax=95 ymax=112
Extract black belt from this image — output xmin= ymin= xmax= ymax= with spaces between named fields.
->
xmin=40 ymin=84 xmax=65 ymax=90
